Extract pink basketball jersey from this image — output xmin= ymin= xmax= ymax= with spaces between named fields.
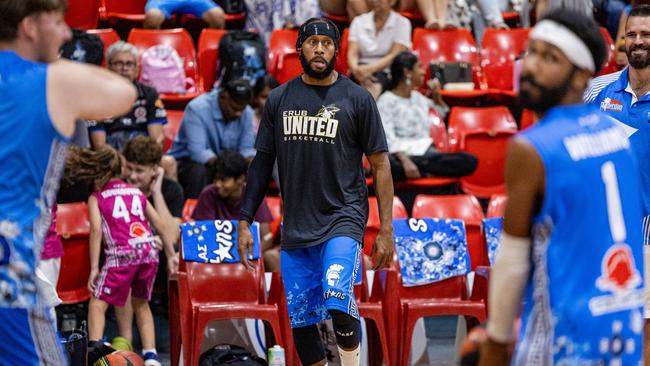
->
xmin=92 ymin=179 xmax=158 ymax=267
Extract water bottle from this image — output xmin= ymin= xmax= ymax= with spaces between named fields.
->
xmin=267 ymin=345 xmax=285 ymax=366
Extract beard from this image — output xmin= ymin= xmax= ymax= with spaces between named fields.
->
xmin=626 ymin=44 xmax=650 ymax=69
xmin=518 ymin=68 xmax=576 ymax=114
xmin=300 ymin=51 xmax=337 ymax=79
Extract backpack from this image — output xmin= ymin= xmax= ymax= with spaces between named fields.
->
xmin=139 ymin=44 xmax=195 ymax=94
xmin=217 ymin=30 xmax=266 ymax=88
xmin=60 ymin=29 xmax=104 ymax=66
xmin=199 ymin=344 xmax=267 ymax=366
xmin=214 ymin=0 xmax=245 ymax=14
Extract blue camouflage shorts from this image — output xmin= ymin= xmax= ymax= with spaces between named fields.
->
xmin=280 ymin=236 xmax=362 ymax=328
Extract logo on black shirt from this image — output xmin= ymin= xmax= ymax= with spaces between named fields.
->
xmin=282 ymin=104 xmax=340 ymax=145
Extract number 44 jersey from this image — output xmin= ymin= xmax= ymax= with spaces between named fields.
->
xmin=514 ymin=104 xmax=644 ymax=366
xmin=92 ymin=179 xmax=158 ymax=268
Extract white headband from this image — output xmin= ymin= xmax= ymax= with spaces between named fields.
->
xmin=529 ymin=20 xmax=595 ymax=73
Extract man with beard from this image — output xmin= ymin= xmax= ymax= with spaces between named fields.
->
xmin=237 ymin=17 xmax=395 ymax=366
xmin=586 ymin=5 xmax=650 ymax=253
xmin=479 ymin=9 xmax=647 ymax=366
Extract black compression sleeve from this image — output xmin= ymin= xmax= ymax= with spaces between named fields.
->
xmin=240 ymin=150 xmax=276 ymax=224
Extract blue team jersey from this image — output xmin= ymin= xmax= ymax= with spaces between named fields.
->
xmin=588 ymin=68 xmax=650 ymax=222
xmin=0 ymin=51 xmax=69 ymax=309
xmin=514 ymin=105 xmax=644 ymax=365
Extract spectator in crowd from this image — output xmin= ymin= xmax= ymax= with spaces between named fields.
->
xmin=377 ymin=52 xmax=477 ymax=181
xmin=446 ymin=0 xmax=509 ymax=42
xmin=615 ymin=1 xmax=650 ymax=49
xmin=192 ymin=150 xmax=279 ymax=271
xmin=252 ymin=75 xmax=279 ymax=134
xmin=66 ymin=146 xmax=178 ymax=366
xmin=319 ymin=0 xmax=370 ymax=20
xmin=89 ymin=41 xmax=178 ymax=181
xmin=88 ymin=41 xmax=167 ymax=153
xmin=114 ymin=136 xmax=183 ymax=343
xmin=348 ymin=0 xmax=412 ymax=99
xmin=245 ymin=0 xmax=321 ymax=45
xmin=496 ymin=0 xmax=530 ymax=27
xmin=534 ymin=0 xmax=593 ymax=19
xmin=36 ymin=204 xmax=63 ymax=330
xmin=144 ymin=0 xmax=225 ymax=29
xmin=124 ymin=136 xmax=184 ymax=222
xmin=400 ymin=0 xmax=450 ymax=29
xmin=167 ymin=78 xmax=256 ymax=198
xmin=615 ymin=37 xmax=628 ymax=68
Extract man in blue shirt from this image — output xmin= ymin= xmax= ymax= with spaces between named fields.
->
xmin=480 ymin=9 xmax=646 ymax=366
xmin=0 ymin=1 xmax=136 ymax=365
xmin=586 ymin=5 xmax=650 ymax=247
xmin=168 ymin=78 xmax=256 ymax=198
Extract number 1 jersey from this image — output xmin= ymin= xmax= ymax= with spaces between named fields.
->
xmin=514 ymin=104 xmax=644 ymax=365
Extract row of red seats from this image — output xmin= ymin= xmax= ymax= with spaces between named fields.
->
xmin=85 ymin=25 xmax=617 ymax=112
xmin=175 ymin=193 xmax=504 ymax=365
xmin=56 ymin=190 xmax=505 ymax=365
xmin=65 ymin=0 xmax=245 ymax=30
xmin=164 ymin=105 xmax=522 ymax=199
xmin=181 ymin=192 xmax=507 ymax=270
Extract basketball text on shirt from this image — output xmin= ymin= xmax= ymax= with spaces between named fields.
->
xmin=282 ymin=105 xmax=340 ymax=145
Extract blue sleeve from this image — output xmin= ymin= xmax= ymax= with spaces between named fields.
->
xmin=183 ymin=104 xmax=216 ymax=164
xmin=238 ymin=108 xmax=256 ymax=158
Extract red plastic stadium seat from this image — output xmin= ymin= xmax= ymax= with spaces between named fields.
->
xmin=56 ymin=202 xmax=91 ymax=304
xmin=65 ymin=0 xmax=100 ymax=29
xmin=486 ymin=193 xmax=508 ymax=218
xmin=364 ymin=196 xmax=408 ymax=256
xmin=163 ymin=110 xmax=183 ymax=153
xmin=274 ymin=52 xmax=303 ymax=84
xmin=197 ymin=29 xmax=226 ymax=92
xmin=87 ymin=28 xmax=121 ymax=50
xmin=127 ymin=28 xmax=200 ymax=107
xmin=480 ymin=28 xmax=530 ymax=102
xmin=412 ymin=28 xmax=488 ymax=105
xmin=267 ymin=272 xmax=302 ymax=366
xmin=268 ymin=29 xmax=299 ymax=75
xmin=412 ymin=194 xmax=487 ymax=270
xmin=520 ymin=109 xmax=537 ymax=130
xmin=429 ymin=107 xmax=449 ymax=152
xmin=182 ymin=199 xmax=197 ymax=223
xmin=100 ymin=0 xmax=148 ymax=23
xmin=178 ymin=260 xmax=284 ymax=366
xmin=598 ymin=27 xmax=619 ymax=76
xmin=268 ymin=29 xmax=302 ymax=84
xmin=448 ymin=106 xmax=518 ymax=198
xmin=264 ymin=196 xmax=283 ymax=243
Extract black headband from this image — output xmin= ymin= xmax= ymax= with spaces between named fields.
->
xmin=296 ymin=20 xmax=340 ymax=50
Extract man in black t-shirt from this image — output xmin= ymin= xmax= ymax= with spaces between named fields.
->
xmin=238 ymin=17 xmax=395 ymax=366
xmin=88 ymin=41 xmax=167 ymax=152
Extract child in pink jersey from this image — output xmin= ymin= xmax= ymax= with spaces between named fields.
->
xmin=66 ymin=146 xmax=178 ymax=366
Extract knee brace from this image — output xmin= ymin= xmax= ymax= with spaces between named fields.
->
xmin=292 ymin=324 xmax=326 ymax=365
xmin=329 ymin=310 xmax=361 ymax=349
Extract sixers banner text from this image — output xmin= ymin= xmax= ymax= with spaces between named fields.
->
xmin=180 ymin=220 xmax=261 ymax=263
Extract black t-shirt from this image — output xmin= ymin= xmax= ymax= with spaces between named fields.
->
xmin=88 ymin=81 xmax=167 ymax=151
xmin=152 ymin=177 xmax=184 ymax=218
xmin=256 ymin=76 xmax=388 ymax=248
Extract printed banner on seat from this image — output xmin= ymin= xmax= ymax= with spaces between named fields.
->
xmin=180 ymin=220 xmax=260 ymax=263
xmin=394 ymin=218 xmax=470 ymax=287
xmin=483 ymin=217 xmax=503 ymax=265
